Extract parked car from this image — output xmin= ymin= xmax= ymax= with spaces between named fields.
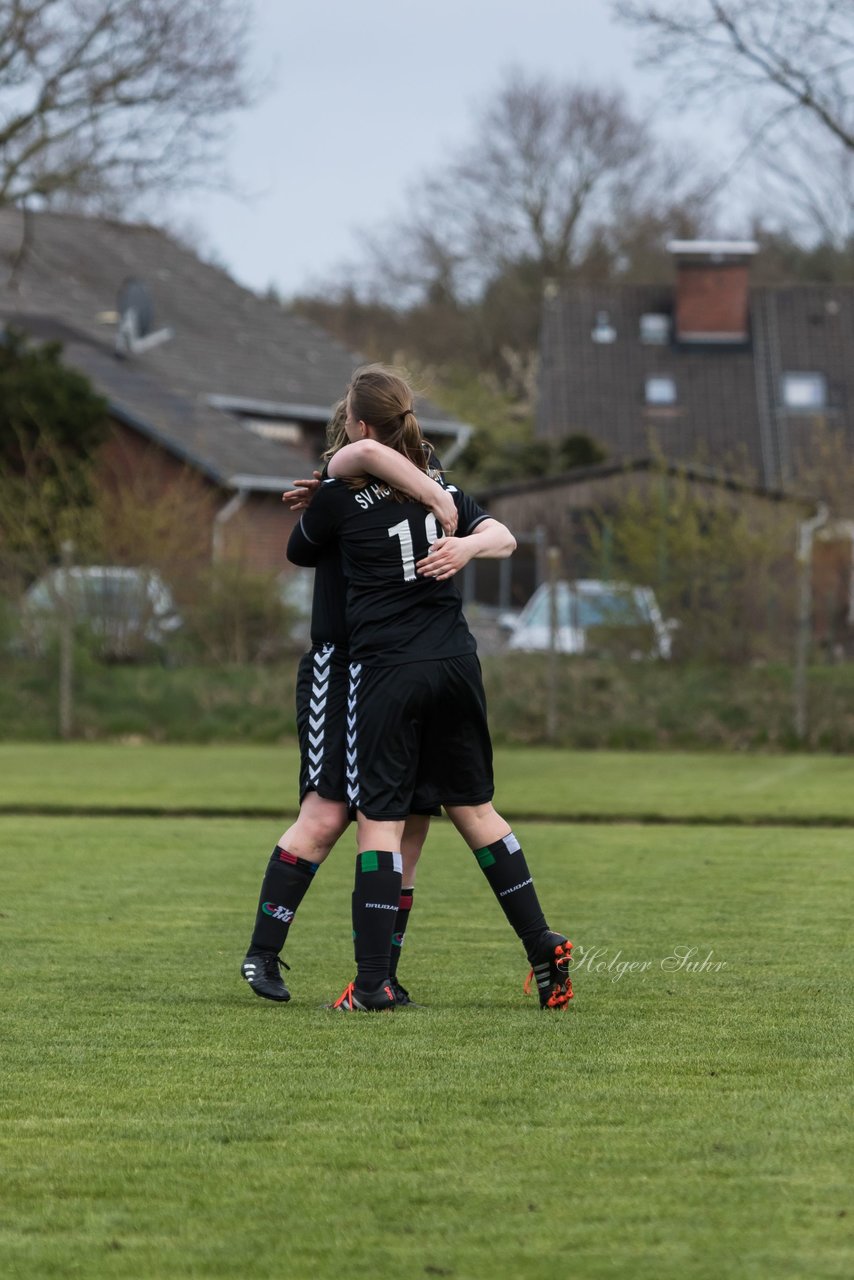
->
xmin=20 ymin=566 xmax=182 ymax=660
xmin=278 ymin=568 xmax=313 ymax=646
xmin=502 ymin=579 xmax=675 ymax=659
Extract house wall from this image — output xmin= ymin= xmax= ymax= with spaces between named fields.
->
xmin=485 ymin=471 xmax=793 ymax=541
xmin=482 ymin=470 xmax=801 ymax=589
xmin=98 ymin=420 xmax=299 ymax=575
xmin=99 ymin=420 xmax=198 ymax=496
xmin=218 ymin=492 xmax=297 ymax=575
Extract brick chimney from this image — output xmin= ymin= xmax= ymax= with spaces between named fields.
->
xmin=667 ymin=240 xmax=758 ymax=344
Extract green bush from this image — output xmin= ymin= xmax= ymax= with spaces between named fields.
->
xmin=177 ymin=564 xmax=299 ymax=666
xmin=2 ymin=651 xmax=854 ymax=750
xmin=587 ymin=462 xmax=798 ymax=665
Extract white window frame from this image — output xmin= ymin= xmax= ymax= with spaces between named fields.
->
xmin=781 ymin=373 xmax=827 ymax=411
xmin=640 ymin=314 xmax=670 ymax=345
xmin=645 ymin=375 xmax=677 ymax=406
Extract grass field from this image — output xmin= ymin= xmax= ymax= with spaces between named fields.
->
xmin=2 ymin=742 xmax=854 ymax=823
xmin=1 ymin=794 xmax=852 ymax=1278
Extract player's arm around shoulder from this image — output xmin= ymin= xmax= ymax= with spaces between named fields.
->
xmin=328 ymin=440 xmax=457 ymax=536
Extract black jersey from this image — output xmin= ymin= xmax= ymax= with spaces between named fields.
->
xmin=283 ymin=521 xmax=349 ymax=647
xmin=288 ymin=478 xmax=491 ymax=666
xmin=309 ymin=549 xmax=348 ymax=647
xmin=293 ymin=449 xmax=444 ymax=649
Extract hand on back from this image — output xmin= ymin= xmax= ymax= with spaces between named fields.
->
xmin=416 ymin=536 xmax=472 ymax=581
xmin=282 ymin=471 xmax=323 ymax=510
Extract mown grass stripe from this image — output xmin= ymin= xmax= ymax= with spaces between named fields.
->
xmin=2 ymin=803 xmax=854 ymax=828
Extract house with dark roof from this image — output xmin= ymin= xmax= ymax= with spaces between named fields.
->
xmin=527 ymin=243 xmax=854 ymax=651
xmin=0 ymin=210 xmax=471 ymax=572
xmin=537 ymin=241 xmax=854 ymax=492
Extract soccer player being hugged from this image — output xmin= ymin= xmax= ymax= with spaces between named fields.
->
xmin=288 ymin=365 xmax=574 ymax=1012
xmin=240 ymin=402 xmax=458 ymax=1006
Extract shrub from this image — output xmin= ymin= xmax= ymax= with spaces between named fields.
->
xmin=178 ymin=564 xmax=298 ymax=665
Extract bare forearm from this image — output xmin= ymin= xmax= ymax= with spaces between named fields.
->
xmin=328 ymin=440 xmax=430 ymax=500
xmin=465 ymin=519 xmax=517 ymax=560
xmin=417 ymin=518 xmax=516 ymax=581
xmin=328 ymin=440 xmax=457 ymax=534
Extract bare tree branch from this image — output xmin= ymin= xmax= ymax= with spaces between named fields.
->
xmin=354 ymin=68 xmax=713 ymax=305
xmin=614 ymin=1 xmax=854 ymax=151
xmin=750 ymin=116 xmax=854 ymax=247
xmin=0 ymin=0 xmax=254 ymax=209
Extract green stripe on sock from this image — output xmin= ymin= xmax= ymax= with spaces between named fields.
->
xmin=474 ymin=846 xmax=496 ymax=869
xmin=360 ymin=850 xmax=380 ymax=873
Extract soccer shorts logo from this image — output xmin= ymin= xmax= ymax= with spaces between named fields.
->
xmin=346 ymin=662 xmax=362 ymax=806
xmin=307 ymin=644 xmax=334 ymax=784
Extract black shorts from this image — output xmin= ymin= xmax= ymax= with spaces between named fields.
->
xmin=297 ymin=644 xmax=441 ymax=815
xmin=346 ymin=652 xmax=495 ymax=821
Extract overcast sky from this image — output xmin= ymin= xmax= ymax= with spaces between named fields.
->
xmin=173 ymin=1 xmax=729 ymax=298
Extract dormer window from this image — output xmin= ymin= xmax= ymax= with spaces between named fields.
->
xmin=591 ymin=311 xmax=616 ymax=344
xmin=640 ymin=314 xmax=670 ymax=345
xmin=645 ymin=375 xmax=677 ymax=406
xmin=781 ymin=373 xmax=826 ymax=411
xmin=242 ymin=417 xmax=302 ymax=443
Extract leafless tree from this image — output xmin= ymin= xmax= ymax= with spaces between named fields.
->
xmin=613 ymin=3 xmax=854 ymax=247
xmin=750 ymin=124 xmax=854 ymax=249
xmin=0 ymin=0 xmax=252 ymax=211
xmin=614 ymin=2 xmax=854 ymax=153
xmin=358 ymin=68 xmax=711 ymax=305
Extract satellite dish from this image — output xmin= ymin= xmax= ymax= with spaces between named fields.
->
xmin=115 ymin=277 xmax=173 ymax=358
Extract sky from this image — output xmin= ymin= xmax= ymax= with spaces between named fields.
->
xmin=172 ymin=1 xmax=727 ymax=299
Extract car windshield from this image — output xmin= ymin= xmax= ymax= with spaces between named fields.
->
xmin=524 ymin=585 xmax=650 ymax=629
xmin=81 ymin=576 xmax=152 ymax=619
xmin=27 ymin=570 xmax=166 ymax=620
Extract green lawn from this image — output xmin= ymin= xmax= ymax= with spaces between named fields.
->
xmin=1 ymin=742 xmax=854 ymax=822
xmin=1 ymin=815 xmax=851 ymax=1279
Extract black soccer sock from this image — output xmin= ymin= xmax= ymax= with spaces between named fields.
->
xmin=249 ymin=845 xmax=319 ymax=954
xmin=472 ymin=832 xmax=549 ymax=959
xmin=388 ymin=886 xmax=415 ymax=980
xmin=352 ymin=850 xmax=402 ymax=991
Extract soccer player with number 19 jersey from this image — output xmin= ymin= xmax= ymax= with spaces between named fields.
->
xmin=290 ymin=365 xmax=573 ymax=1012
xmin=240 ymin=405 xmax=459 ymax=1006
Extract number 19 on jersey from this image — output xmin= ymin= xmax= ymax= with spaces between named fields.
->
xmin=388 ymin=514 xmax=440 ymax=581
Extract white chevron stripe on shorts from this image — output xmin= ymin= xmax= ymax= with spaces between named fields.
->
xmin=307 ymin=644 xmax=334 ymax=784
xmin=346 ymin=661 xmax=362 ymax=807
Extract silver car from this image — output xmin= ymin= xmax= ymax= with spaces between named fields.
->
xmin=21 ymin=566 xmax=181 ymax=660
xmin=504 ymin=579 xmax=675 ymax=659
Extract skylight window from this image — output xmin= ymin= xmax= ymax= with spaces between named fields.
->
xmin=645 ymin=376 xmax=677 ymax=406
xmin=781 ymin=373 xmax=826 ymax=411
xmin=591 ymin=311 xmax=616 ymax=344
xmin=242 ymin=417 xmax=302 ymax=443
xmin=640 ymin=314 xmax=670 ymax=345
